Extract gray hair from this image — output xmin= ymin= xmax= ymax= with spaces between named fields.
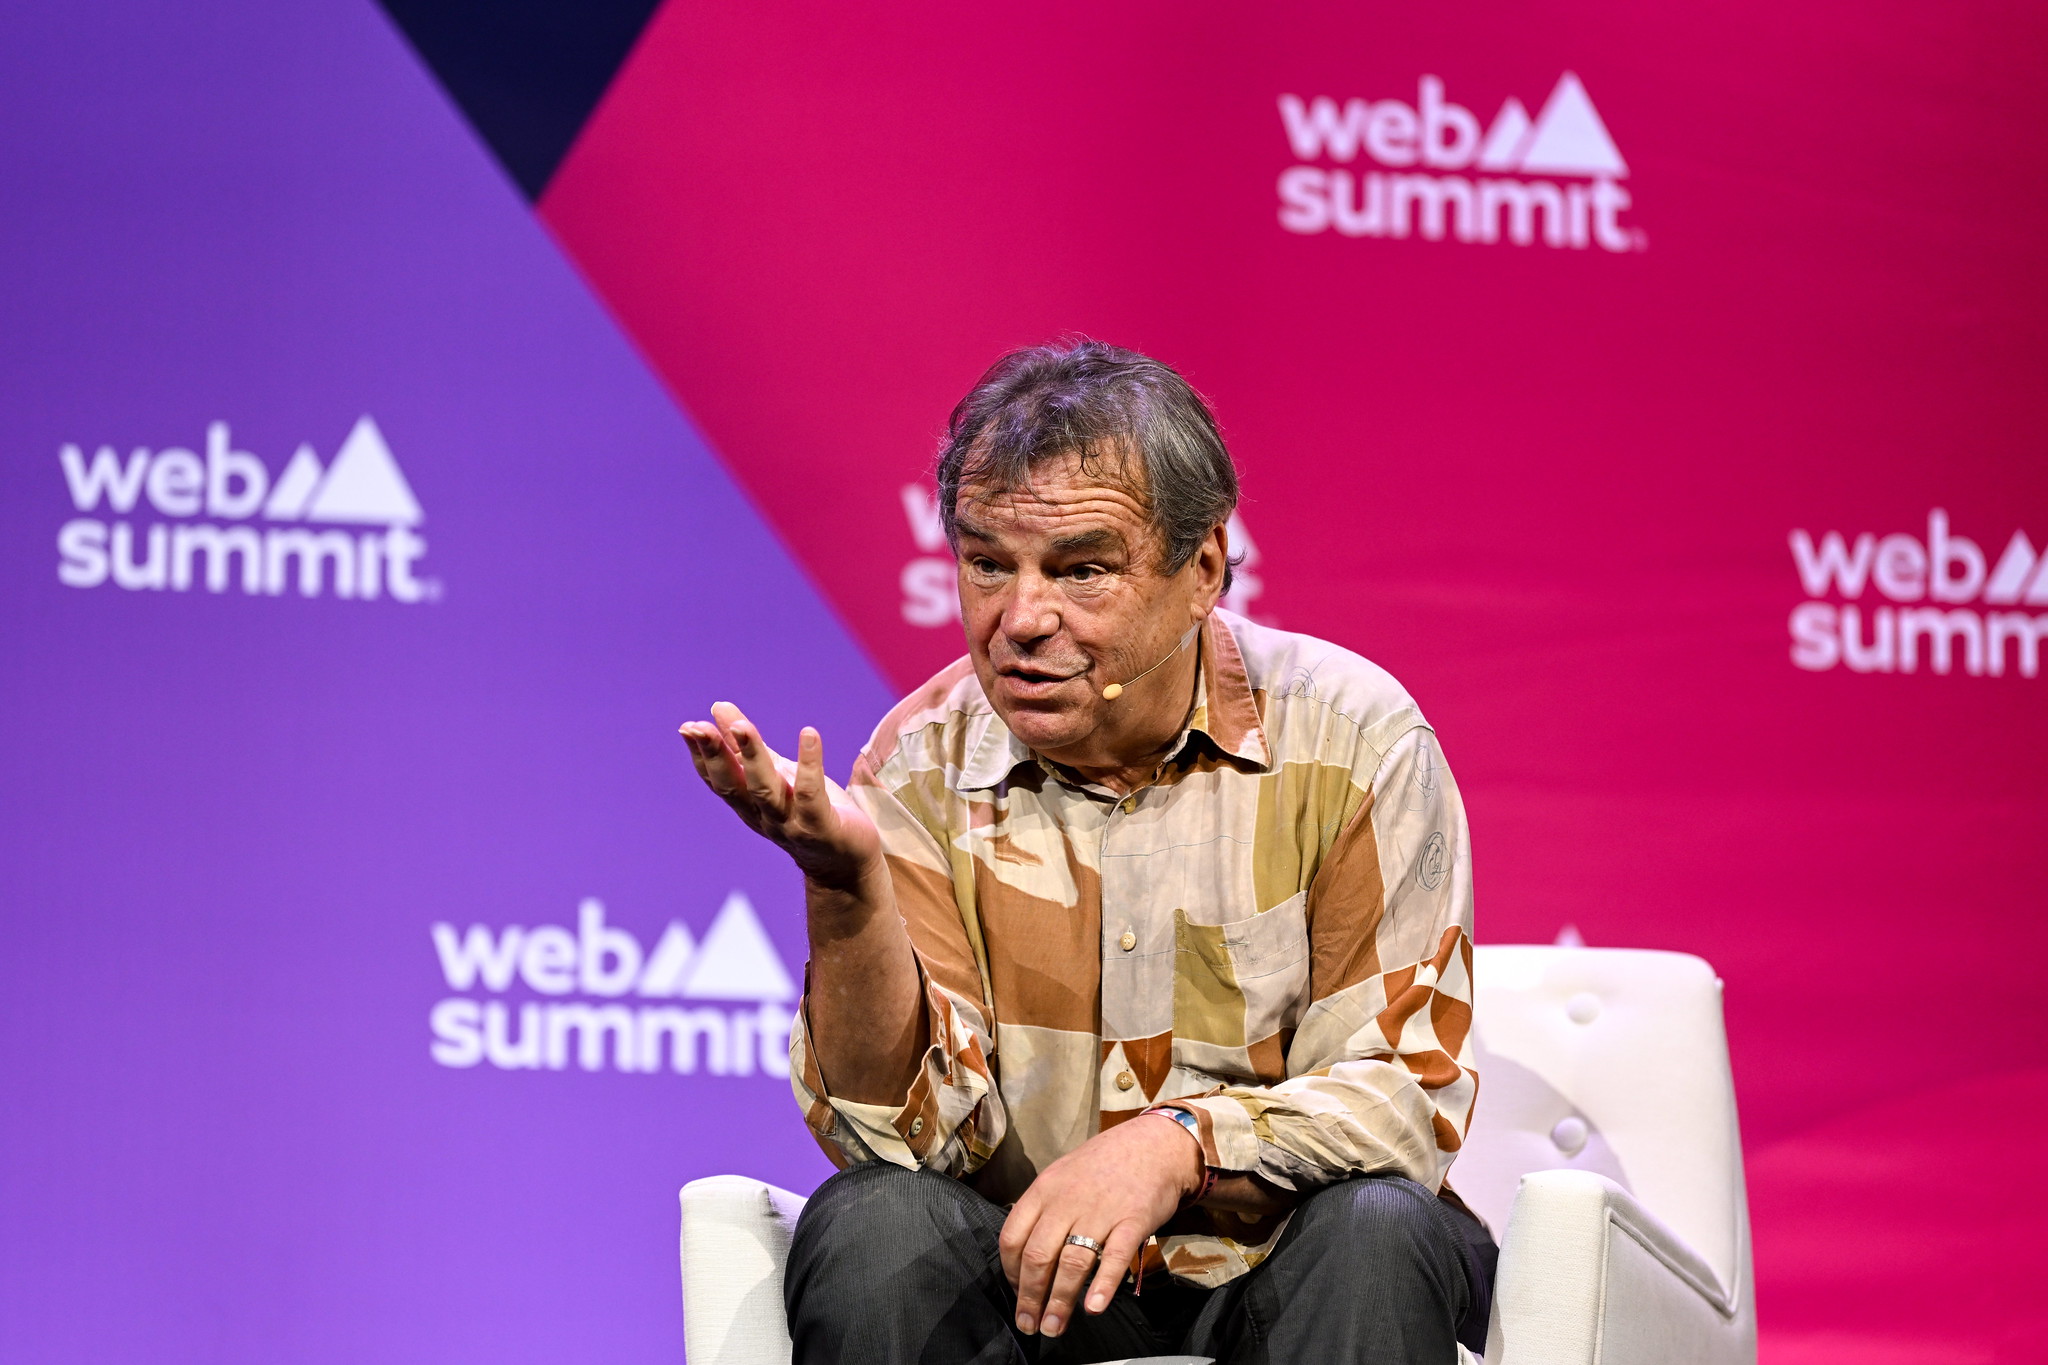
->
xmin=936 ymin=339 xmax=1240 ymax=589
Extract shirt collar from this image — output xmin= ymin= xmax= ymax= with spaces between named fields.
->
xmin=1191 ymin=610 xmax=1272 ymax=770
xmin=953 ymin=613 xmax=1272 ymax=794
xmin=956 ymin=705 xmax=1036 ymax=792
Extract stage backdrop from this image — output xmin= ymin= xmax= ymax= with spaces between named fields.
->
xmin=2 ymin=1 xmax=2044 ymax=1363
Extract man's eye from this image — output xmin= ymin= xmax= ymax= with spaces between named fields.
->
xmin=1068 ymin=564 xmax=1107 ymax=583
xmin=970 ymin=558 xmax=1002 ymax=576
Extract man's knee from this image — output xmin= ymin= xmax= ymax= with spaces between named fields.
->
xmin=785 ymin=1162 xmax=1011 ymax=1349
xmin=1279 ymin=1172 xmax=1484 ymax=1308
xmin=1290 ymin=1172 xmax=1444 ymax=1253
xmin=790 ymin=1162 xmax=1001 ymax=1273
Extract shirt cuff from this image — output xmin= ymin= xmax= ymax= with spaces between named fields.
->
xmin=828 ymin=1096 xmax=919 ymax=1167
xmin=790 ymin=973 xmax=995 ymax=1175
xmin=1164 ymin=1095 xmax=1263 ymax=1174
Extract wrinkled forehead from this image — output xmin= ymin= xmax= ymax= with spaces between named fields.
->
xmin=954 ymin=447 xmax=1161 ymax=555
xmin=954 ymin=443 xmax=1151 ymax=517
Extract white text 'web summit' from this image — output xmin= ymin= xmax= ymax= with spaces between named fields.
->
xmin=428 ymin=894 xmax=799 ymax=1079
xmin=1276 ymin=73 xmax=1640 ymax=252
xmin=55 ymin=416 xmax=437 ymax=602
xmin=1790 ymin=511 xmax=2048 ymax=677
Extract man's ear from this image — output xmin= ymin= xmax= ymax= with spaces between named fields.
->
xmin=1190 ymin=521 xmax=1230 ymax=619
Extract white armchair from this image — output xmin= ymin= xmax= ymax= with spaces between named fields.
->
xmin=1458 ymin=947 xmax=1755 ymax=1363
xmin=678 ymin=946 xmax=1756 ymax=1364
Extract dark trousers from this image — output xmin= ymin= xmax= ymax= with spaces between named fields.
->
xmin=784 ymin=1162 xmax=1497 ymax=1364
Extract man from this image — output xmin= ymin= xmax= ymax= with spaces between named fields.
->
xmin=679 ymin=340 xmax=1492 ymax=1363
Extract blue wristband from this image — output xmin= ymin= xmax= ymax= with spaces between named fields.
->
xmin=1146 ymin=1105 xmax=1202 ymax=1144
xmin=1142 ymin=1105 xmax=1217 ymax=1204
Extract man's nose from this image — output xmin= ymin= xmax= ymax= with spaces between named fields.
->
xmin=999 ymin=570 xmax=1060 ymax=642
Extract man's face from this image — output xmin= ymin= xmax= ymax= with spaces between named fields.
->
xmin=953 ymin=450 xmax=1212 ymax=762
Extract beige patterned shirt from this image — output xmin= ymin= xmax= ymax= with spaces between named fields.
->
xmin=790 ymin=608 xmax=1477 ymax=1286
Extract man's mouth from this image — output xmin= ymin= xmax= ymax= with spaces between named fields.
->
xmin=998 ymin=664 xmax=1087 ymax=694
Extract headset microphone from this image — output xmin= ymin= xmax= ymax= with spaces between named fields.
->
xmin=1101 ymin=621 xmax=1203 ymax=701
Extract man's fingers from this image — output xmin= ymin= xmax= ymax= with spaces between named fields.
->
xmin=736 ymin=727 xmax=790 ymax=815
xmin=678 ymin=725 xmax=727 ymax=789
xmin=707 ymin=702 xmax=756 ymax=774
xmin=997 ymin=1196 xmax=1037 ymax=1296
xmin=713 ymin=703 xmax=791 ymax=817
xmin=792 ymin=727 xmax=830 ymax=819
xmin=1038 ymin=1241 xmax=1104 ymax=1338
xmin=681 ymin=722 xmax=753 ymax=809
xmin=1012 ymin=1215 xmax=1074 ymax=1336
xmin=697 ymin=711 xmax=753 ymax=795
xmin=678 ymin=725 xmax=712 ymax=779
xmin=1083 ymin=1222 xmax=1148 ymax=1316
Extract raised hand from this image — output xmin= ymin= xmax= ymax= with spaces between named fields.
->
xmin=678 ymin=702 xmax=881 ymax=892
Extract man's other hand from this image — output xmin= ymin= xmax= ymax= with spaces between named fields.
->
xmin=999 ymin=1113 xmax=1203 ymax=1339
xmin=679 ymin=702 xmax=881 ymax=893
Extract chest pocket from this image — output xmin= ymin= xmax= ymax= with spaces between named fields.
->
xmin=1172 ymin=891 xmax=1310 ymax=1062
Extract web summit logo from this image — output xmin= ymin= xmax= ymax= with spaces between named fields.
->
xmin=1789 ymin=511 xmax=2048 ymax=677
xmin=1276 ymin=73 xmax=1640 ymax=251
xmin=428 ymin=893 xmax=798 ymax=1079
xmin=55 ymin=416 xmax=436 ymax=601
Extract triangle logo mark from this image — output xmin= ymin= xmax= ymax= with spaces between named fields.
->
xmin=1983 ymin=531 xmax=2038 ymax=604
xmin=263 ymin=443 xmax=325 ymax=520
xmin=680 ymin=891 xmax=797 ymax=1003
xmin=635 ymin=922 xmax=700 ymax=996
xmin=1519 ymin=73 xmax=1628 ymax=177
xmin=1477 ymin=97 xmax=1534 ymax=172
xmin=2025 ymin=549 xmax=2048 ymax=607
xmin=305 ymin=415 xmax=424 ymax=525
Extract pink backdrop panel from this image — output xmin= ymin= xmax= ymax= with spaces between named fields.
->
xmin=540 ymin=2 xmax=2048 ymax=1357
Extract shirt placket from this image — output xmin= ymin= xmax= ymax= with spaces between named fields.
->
xmin=1093 ymin=759 xmax=1186 ymax=1110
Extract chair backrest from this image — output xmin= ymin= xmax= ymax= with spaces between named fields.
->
xmin=1455 ymin=945 xmax=1748 ymax=1299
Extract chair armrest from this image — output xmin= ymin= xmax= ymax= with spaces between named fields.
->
xmin=680 ymin=1176 xmax=808 ymax=1365
xmin=1485 ymin=1171 xmax=1755 ymax=1365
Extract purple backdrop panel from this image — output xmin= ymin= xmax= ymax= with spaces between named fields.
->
xmin=0 ymin=2 xmax=888 ymax=1361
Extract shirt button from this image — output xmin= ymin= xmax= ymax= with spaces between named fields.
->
xmin=1121 ymin=797 xmax=1137 ymax=814
xmin=1115 ymin=1070 xmax=1136 ymax=1091
xmin=909 ymin=1117 xmax=924 ymax=1136
xmin=1119 ymin=930 xmax=1137 ymax=952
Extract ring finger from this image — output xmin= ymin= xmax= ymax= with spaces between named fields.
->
xmin=1039 ymin=1236 xmax=1105 ymax=1338
xmin=681 ymin=725 xmax=764 ymax=827
xmin=686 ymin=723 xmax=749 ymax=799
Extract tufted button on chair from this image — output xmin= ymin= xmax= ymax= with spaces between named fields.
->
xmin=678 ymin=945 xmax=1755 ymax=1364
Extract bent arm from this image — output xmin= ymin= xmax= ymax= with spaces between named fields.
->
xmin=678 ymin=704 xmax=926 ymax=1106
xmin=790 ymin=749 xmax=1006 ymax=1174
xmin=801 ymin=857 xmax=926 ymax=1104
xmin=1202 ymin=1171 xmax=1302 ymax=1218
